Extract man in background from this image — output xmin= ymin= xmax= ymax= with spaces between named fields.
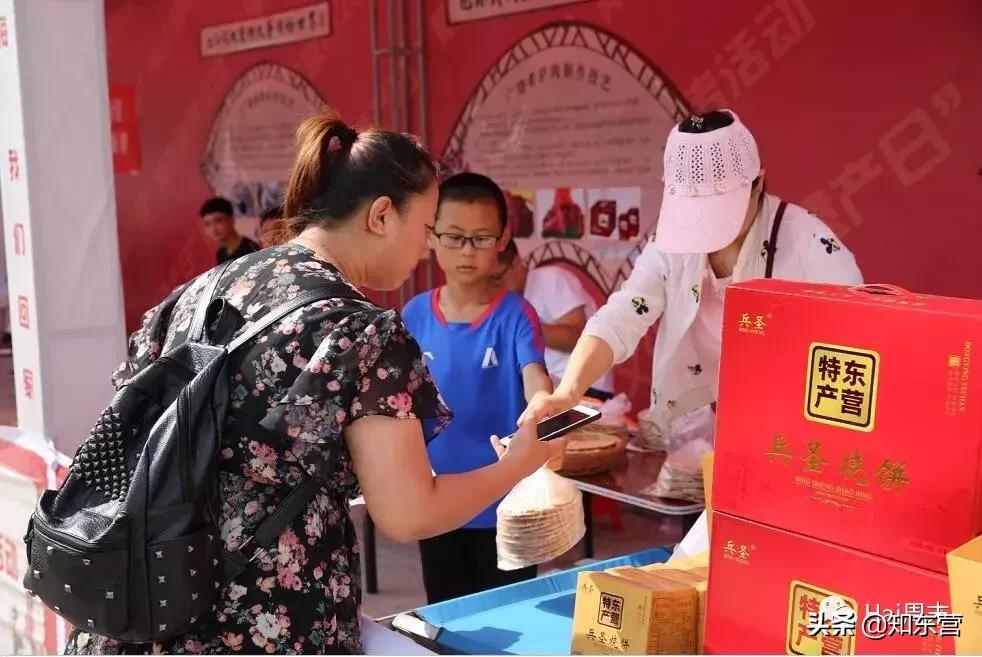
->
xmin=200 ymin=196 xmax=259 ymax=264
xmin=493 ymin=241 xmax=615 ymax=399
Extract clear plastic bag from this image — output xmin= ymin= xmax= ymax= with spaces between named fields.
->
xmin=584 ymin=393 xmax=631 ymax=439
xmin=646 ymin=405 xmax=716 ymax=503
xmin=598 ymin=393 xmax=631 ymax=423
xmin=637 ymin=406 xmax=667 ymax=452
xmin=496 ymin=467 xmax=585 ymax=571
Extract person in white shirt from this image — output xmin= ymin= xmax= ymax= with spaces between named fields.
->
xmin=520 ymin=110 xmax=863 ymax=441
xmin=492 ymin=243 xmax=615 ymax=399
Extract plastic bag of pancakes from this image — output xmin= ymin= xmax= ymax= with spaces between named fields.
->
xmin=497 ymin=467 xmax=585 ymax=570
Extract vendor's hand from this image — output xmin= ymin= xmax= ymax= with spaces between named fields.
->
xmin=491 ymin=421 xmax=566 ymax=478
xmin=518 ymin=389 xmax=577 ymax=427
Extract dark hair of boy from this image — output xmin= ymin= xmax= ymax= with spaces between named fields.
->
xmin=438 ymin=173 xmax=508 ymax=230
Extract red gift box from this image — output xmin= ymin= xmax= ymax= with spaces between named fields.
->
xmin=590 ymin=200 xmax=617 ymax=237
xmin=714 ymin=280 xmax=982 ymax=573
xmin=618 ymin=208 xmax=640 ymax=241
xmin=705 ymin=511 xmax=956 ymax=655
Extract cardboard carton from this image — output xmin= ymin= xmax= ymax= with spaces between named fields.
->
xmin=703 ymin=450 xmax=714 ymax=534
xmin=705 ymin=511 xmax=955 ymax=655
xmin=571 ymin=569 xmax=697 ymax=654
xmin=715 ymin=280 xmax=982 ymax=573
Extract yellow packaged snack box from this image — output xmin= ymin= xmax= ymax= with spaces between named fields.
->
xmin=571 ymin=569 xmax=697 ymax=655
xmin=947 ymin=535 xmax=982 ymax=655
xmin=638 ymin=565 xmax=709 ymax=653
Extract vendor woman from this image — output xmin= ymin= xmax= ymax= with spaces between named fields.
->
xmin=521 ymin=110 xmax=863 ymax=440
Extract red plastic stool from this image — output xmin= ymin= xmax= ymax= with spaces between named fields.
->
xmin=591 ymin=495 xmax=624 ymax=531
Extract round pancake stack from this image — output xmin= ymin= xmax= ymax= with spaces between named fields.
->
xmin=579 ymin=414 xmax=630 ymax=440
xmin=496 ymin=469 xmax=586 ymax=570
xmin=558 ymin=431 xmax=625 ymax=476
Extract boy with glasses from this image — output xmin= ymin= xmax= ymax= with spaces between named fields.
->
xmin=402 ymin=172 xmax=553 ymax=603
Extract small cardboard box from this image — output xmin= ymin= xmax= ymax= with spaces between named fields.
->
xmin=947 ymin=535 xmax=982 ymax=655
xmin=715 ymin=279 xmax=982 ymax=573
xmin=571 ymin=569 xmax=698 ymax=654
xmin=639 ymin=565 xmax=709 ymax=653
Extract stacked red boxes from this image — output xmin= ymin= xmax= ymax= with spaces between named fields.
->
xmin=706 ymin=280 xmax=982 ymax=654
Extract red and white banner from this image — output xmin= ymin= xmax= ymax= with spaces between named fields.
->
xmin=0 ymin=427 xmax=70 ymax=655
xmin=200 ymin=2 xmax=331 ymax=57
xmin=0 ymin=0 xmax=126 ymax=454
xmin=447 ymin=0 xmax=591 ymax=24
xmin=0 ymin=0 xmax=46 ymax=435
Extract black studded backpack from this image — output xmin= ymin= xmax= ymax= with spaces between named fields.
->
xmin=22 ymin=264 xmax=339 ymax=643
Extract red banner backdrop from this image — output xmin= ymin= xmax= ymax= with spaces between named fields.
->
xmin=104 ymin=0 xmax=980 ymax=344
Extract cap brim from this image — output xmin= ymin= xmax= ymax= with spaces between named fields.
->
xmin=654 ymin=185 xmax=752 ymax=254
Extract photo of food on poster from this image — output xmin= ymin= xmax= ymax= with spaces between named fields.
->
xmin=523 ymin=186 xmax=642 ymax=242
xmin=200 ymin=62 xmax=328 ymax=239
xmin=442 ymin=22 xmax=690 ymax=295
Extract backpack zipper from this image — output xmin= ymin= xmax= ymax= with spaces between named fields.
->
xmin=176 ymin=390 xmax=192 ymax=503
xmin=33 ymin=517 xmax=122 ymax=553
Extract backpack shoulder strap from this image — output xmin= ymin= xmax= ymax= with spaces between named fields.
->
xmin=189 ymin=262 xmax=234 ymax=341
xmin=764 ymin=200 xmax=788 ymax=279
xmin=220 ymin=283 xmax=362 ymax=580
xmin=225 ymin=285 xmax=361 ymax=355
xmin=224 ymin=475 xmax=322 ymax=580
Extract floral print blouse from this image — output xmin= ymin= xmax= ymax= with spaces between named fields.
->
xmin=65 ymin=244 xmax=451 ymax=655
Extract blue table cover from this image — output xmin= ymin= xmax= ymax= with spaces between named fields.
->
xmin=415 ymin=546 xmax=671 ymax=655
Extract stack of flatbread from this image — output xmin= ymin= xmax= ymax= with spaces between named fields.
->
xmin=557 ymin=431 xmax=625 ymax=476
xmin=576 ymin=413 xmax=629 ymax=440
xmin=637 ymin=408 xmax=668 ymax=452
xmin=497 ymin=468 xmax=585 ymax=571
xmin=645 ymin=461 xmax=705 ymax=503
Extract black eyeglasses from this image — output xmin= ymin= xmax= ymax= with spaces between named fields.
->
xmin=433 ymin=232 xmax=501 ymax=250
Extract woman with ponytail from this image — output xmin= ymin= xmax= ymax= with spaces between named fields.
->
xmin=67 ymin=111 xmax=563 ymax=655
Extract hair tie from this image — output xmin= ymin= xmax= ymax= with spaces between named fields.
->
xmin=326 ymin=125 xmax=358 ymax=155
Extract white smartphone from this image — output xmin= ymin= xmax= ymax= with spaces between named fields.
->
xmin=499 ymin=404 xmax=602 ymax=447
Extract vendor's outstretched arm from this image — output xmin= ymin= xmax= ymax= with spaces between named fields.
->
xmin=557 ymin=336 xmax=615 ymax=400
xmin=519 ymin=335 xmax=615 ymax=424
xmin=520 ymin=241 xmax=668 ymax=423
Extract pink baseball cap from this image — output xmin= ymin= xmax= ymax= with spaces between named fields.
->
xmin=654 ymin=110 xmax=762 ymax=254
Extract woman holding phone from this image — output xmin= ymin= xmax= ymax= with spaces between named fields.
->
xmin=67 ymin=111 xmax=563 ymax=656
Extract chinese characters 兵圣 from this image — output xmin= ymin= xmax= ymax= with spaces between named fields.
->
xmin=770 ymin=433 xmax=910 ymax=493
